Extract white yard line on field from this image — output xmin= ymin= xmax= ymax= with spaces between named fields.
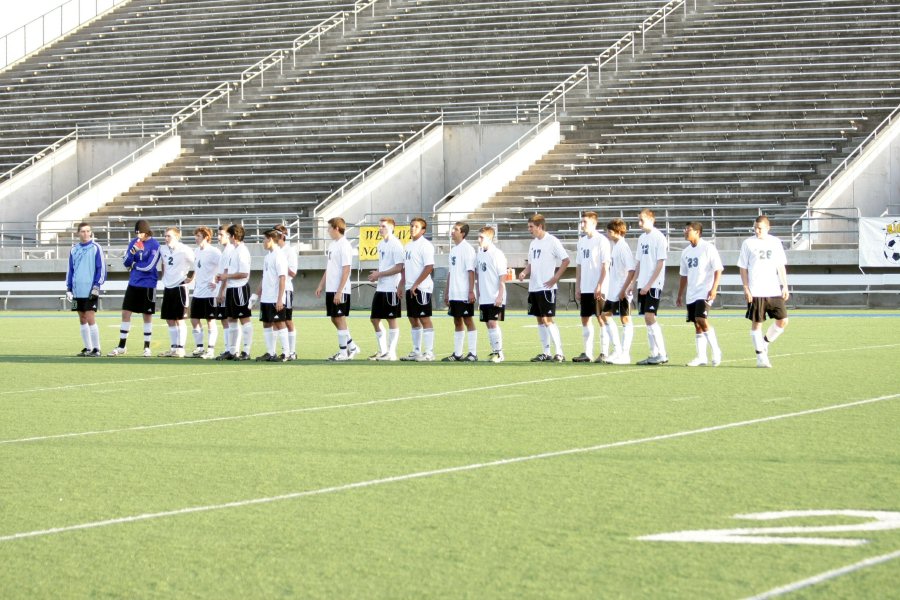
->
xmin=0 ymin=393 xmax=897 ymax=544
xmin=745 ymin=548 xmax=900 ymax=599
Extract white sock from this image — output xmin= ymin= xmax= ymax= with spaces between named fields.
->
xmin=695 ymin=333 xmax=708 ymax=361
xmin=375 ymin=328 xmax=386 ymax=355
xmin=622 ymin=322 xmax=634 ymax=354
xmin=467 ymin=330 xmax=477 ymax=355
xmin=600 ymin=324 xmax=610 ymax=357
xmin=264 ymin=328 xmax=275 ymax=355
xmin=604 ymin=321 xmax=620 ymax=355
xmin=547 ymin=323 xmax=563 ymax=355
xmin=705 ymin=327 xmax=720 ymax=357
xmin=765 ymin=324 xmax=785 ymax=344
xmin=289 ymin=330 xmax=297 ymax=354
xmin=411 ymin=327 xmax=423 ymax=354
xmin=582 ymin=323 xmax=594 ymax=357
xmin=241 ymin=322 xmax=253 ymax=354
xmin=488 ymin=328 xmax=502 ymax=352
xmin=208 ymin=321 xmax=218 ymax=350
xmin=223 ymin=326 xmax=232 ymax=353
xmin=193 ymin=325 xmax=204 ymax=347
xmin=422 ymin=328 xmax=434 ymax=354
xmin=388 ymin=328 xmax=400 ymax=354
xmin=751 ymin=329 xmax=766 ymax=353
xmin=232 ymin=323 xmax=242 ymax=354
xmin=80 ymin=324 xmax=91 ymax=349
xmin=278 ymin=328 xmax=289 ymax=355
xmin=646 ymin=325 xmax=657 ymax=357
xmin=538 ymin=325 xmax=550 ymax=354
xmin=167 ymin=326 xmax=178 ymax=349
xmin=177 ymin=322 xmax=187 ymax=348
xmin=119 ymin=321 xmax=131 ymax=342
xmin=143 ymin=323 xmax=152 ymax=346
xmin=89 ymin=324 xmax=100 ymax=351
xmin=454 ymin=331 xmax=465 ymax=356
xmin=650 ymin=322 xmax=667 ymax=358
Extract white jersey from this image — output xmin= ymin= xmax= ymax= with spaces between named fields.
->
xmin=160 ymin=241 xmax=195 ymax=289
xmin=476 ymin=244 xmax=508 ymax=305
xmin=680 ymin=239 xmax=724 ymax=304
xmin=215 ymin=244 xmax=233 ymax=296
xmin=192 ymin=244 xmax=222 ymax=299
xmin=281 ymin=242 xmax=298 ymax=296
xmin=447 ymin=241 xmax=476 ymax=301
xmin=326 ymin=236 xmax=354 ymax=295
xmin=527 ymin=233 xmax=569 ymax=292
xmin=737 ymin=234 xmax=787 ymax=298
xmin=261 ymin=248 xmax=288 ymax=303
xmin=609 ymin=238 xmax=636 ymax=300
xmin=576 ymin=232 xmax=611 ymax=295
xmin=635 ymin=227 xmax=668 ymax=289
xmin=376 ymin=236 xmax=405 ymax=292
xmin=404 ymin=235 xmax=435 ymax=293
xmin=225 ymin=243 xmax=252 ymax=288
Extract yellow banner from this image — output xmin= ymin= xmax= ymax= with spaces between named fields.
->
xmin=358 ymin=225 xmax=411 ymax=261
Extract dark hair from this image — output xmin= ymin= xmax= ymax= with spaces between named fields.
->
xmin=194 ymin=226 xmax=212 ymax=240
xmin=328 ymin=217 xmax=347 ymax=234
xmin=227 ymin=224 xmax=245 ymax=242
xmin=454 ymin=222 xmax=470 ymax=238
xmin=134 ymin=219 xmax=152 ymax=236
xmin=77 ymin=222 xmax=91 ymax=232
xmin=264 ymin=229 xmax=281 ymax=241
xmin=606 ymin=218 xmax=627 ymax=236
xmin=411 ymin=217 xmax=427 ymax=230
xmin=686 ymin=222 xmax=703 ymax=235
xmin=528 ymin=214 xmax=546 ymax=229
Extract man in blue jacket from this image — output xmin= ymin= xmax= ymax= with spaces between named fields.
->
xmin=66 ymin=222 xmax=106 ymax=357
xmin=108 ymin=220 xmax=161 ymax=357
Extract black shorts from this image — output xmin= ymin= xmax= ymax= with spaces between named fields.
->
xmin=370 ymin=291 xmax=402 ymax=320
xmin=225 ymin=284 xmax=252 ymax=319
xmin=161 ymin=286 xmax=189 ymax=320
xmin=214 ymin=297 xmax=228 ymax=321
xmin=122 ymin=284 xmax=156 ymax=315
xmin=71 ymin=297 xmax=99 ymax=313
xmin=527 ymin=290 xmax=556 ymax=317
xmin=686 ymin=299 xmax=711 ymax=323
xmin=745 ymin=297 xmax=788 ymax=323
xmin=405 ymin=289 xmax=432 ymax=318
xmin=284 ymin=290 xmax=294 ymax=321
xmin=479 ymin=304 xmax=506 ymax=323
xmin=190 ymin=297 xmax=218 ymax=320
xmin=326 ymin=292 xmax=351 ymax=318
xmin=602 ymin=298 xmax=631 ymax=317
xmin=259 ymin=302 xmax=287 ymax=323
xmin=447 ymin=300 xmax=475 ymax=319
xmin=579 ymin=293 xmax=601 ymax=318
xmin=638 ymin=288 xmax=662 ymax=315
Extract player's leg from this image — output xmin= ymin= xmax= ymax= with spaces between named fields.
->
xmin=463 ymin=315 xmax=477 ymax=360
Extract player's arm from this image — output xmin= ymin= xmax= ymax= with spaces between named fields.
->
xmin=496 ymin=275 xmax=506 ymax=307
xmin=335 ymin=264 xmax=351 ymax=305
xmin=518 ymin=261 xmax=531 ymax=281
xmin=315 ymin=270 xmax=327 ymax=298
xmin=547 ymin=256 xmax=570 ymax=288
xmin=641 ymin=258 xmax=665 ymax=295
xmin=676 ymin=275 xmax=687 ymax=307
xmin=777 ymin=264 xmax=790 ymax=301
xmin=93 ymin=244 xmax=107 ymax=291
xmin=445 ymin=268 xmax=452 ymax=307
xmin=276 ymin=275 xmax=286 ymax=311
xmin=574 ymin=263 xmax=581 ymax=298
xmin=410 ymin=264 xmax=433 ymax=294
xmin=708 ymin=269 xmax=723 ymax=303
xmin=739 ymin=267 xmax=752 ymax=303
xmin=595 ymin=261 xmax=608 ymax=301
xmin=467 ymin=268 xmax=476 ymax=304
xmin=620 ymin=268 xmax=636 ymax=301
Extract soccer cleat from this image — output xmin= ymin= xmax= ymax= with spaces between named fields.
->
xmin=256 ymin=353 xmax=274 ymax=362
xmin=347 ymin=346 xmax=360 ymax=360
xmin=332 ymin=352 xmax=353 ymax=362
xmin=686 ymin=357 xmax=708 ymax=367
xmin=593 ymin=353 xmax=608 ymax=364
xmin=711 ymin=353 xmax=722 ymax=367
xmin=174 ymin=348 xmax=185 ymax=358
xmin=606 ymin=352 xmax=630 ymax=365
xmin=463 ymin=352 xmax=478 ymax=362
xmin=158 ymin=349 xmax=177 ymax=357
xmin=107 ymin=347 xmax=127 ymax=357
xmin=266 ymin=354 xmax=286 ymax=363
xmin=441 ymin=354 xmax=463 ymax=362
xmin=285 ymin=353 xmax=298 ymax=362
xmin=376 ymin=352 xmax=398 ymax=362
xmin=142 ymin=348 xmax=153 ymax=358
xmin=191 ymin=347 xmax=206 ymax=358
xmin=215 ymin=351 xmax=234 ymax=361
xmin=551 ymin=354 xmax=565 ymax=363
xmin=415 ymin=352 xmax=435 ymax=362
xmin=367 ymin=352 xmax=384 ymax=361
xmin=326 ymin=352 xmax=341 ymax=362
xmin=87 ymin=349 xmax=102 ymax=358
xmin=201 ymin=348 xmax=216 ymax=360
xmin=530 ymin=353 xmax=552 ymax=362
xmin=399 ymin=351 xmax=421 ymax=362
xmin=571 ymin=353 xmax=591 ymax=363
xmin=756 ymin=353 xmax=772 ymax=368
xmin=647 ymin=355 xmax=669 ymax=365
xmin=489 ymin=351 xmax=505 ymax=363
xmin=235 ymin=352 xmax=251 ymax=361
xmin=76 ymin=348 xmax=89 ymax=357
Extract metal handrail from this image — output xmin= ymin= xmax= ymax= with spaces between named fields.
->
xmin=790 ymin=207 xmax=861 ymax=250
xmin=171 ymin=82 xmax=233 ymax=128
xmin=1 ymin=0 xmax=130 ymax=71
xmin=1 ymin=129 xmax=79 ymax=183
xmin=805 ymin=101 xmax=900 ymax=207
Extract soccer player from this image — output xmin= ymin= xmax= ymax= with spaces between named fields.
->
xmin=676 ymin=222 xmax=724 ymax=367
xmin=189 ymin=226 xmax=221 ymax=359
xmin=66 ymin=222 xmax=105 ymax=357
xmin=573 ymin=211 xmax=611 ymax=362
xmin=108 ymin=220 xmax=160 ymax=357
xmin=215 ymin=224 xmax=253 ymax=360
xmin=367 ymin=217 xmax=404 ymax=361
xmin=158 ymin=227 xmax=195 ymax=357
xmin=475 ymin=226 xmax=508 ymax=363
xmin=600 ymin=218 xmax=635 ymax=365
xmin=273 ymin=224 xmax=298 ymax=361
xmin=213 ymin=225 xmax=236 ymax=360
xmin=254 ymin=229 xmax=289 ymax=362
xmin=315 ymin=217 xmax=361 ymax=361
xmin=443 ymin=222 xmax=478 ymax=361
xmin=518 ymin=213 xmax=570 ymax=362
xmin=633 ymin=209 xmax=669 ymax=365
xmin=738 ymin=215 xmax=790 ymax=368
xmin=401 ymin=217 xmax=436 ymax=361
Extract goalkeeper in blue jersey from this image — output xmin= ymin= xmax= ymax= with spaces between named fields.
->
xmin=66 ymin=222 xmax=106 ymax=357
xmin=108 ymin=219 xmax=161 ymax=357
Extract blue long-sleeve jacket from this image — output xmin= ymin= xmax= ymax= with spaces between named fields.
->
xmin=66 ymin=241 xmax=106 ymax=298
xmin=123 ymin=237 xmax=161 ymax=288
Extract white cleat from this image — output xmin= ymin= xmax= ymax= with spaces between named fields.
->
xmin=347 ymin=346 xmax=360 ymax=360
xmin=142 ymin=348 xmax=153 ymax=358
xmin=201 ymin=348 xmax=216 ymax=360
xmin=756 ymin=353 xmax=772 ymax=368
xmin=399 ymin=351 xmax=421 ymax=362
xmin=191 ymin=347 xmax=206 ymax=357
xmin=607 ymin=352 xmax=630 ymax=365
xmin=376 ymin=352 xmax=398 ymax=362
xmin=686 ymin=357 xmax=708 ymax=367
xmin=107 ymin=347 xmax=127 ymax=357
xmin=415 ymin=352 xmax=435 ymax=362
xmin=711 ymin=353 xmax=722 ymax=367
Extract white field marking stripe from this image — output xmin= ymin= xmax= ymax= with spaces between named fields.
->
xmin=745 ymin=548 xmax=900 ymax=599
xmin=1 ymin=393 xmax=897 ymax=544
xmin=0 ymin=369 xmax=633 ymax=445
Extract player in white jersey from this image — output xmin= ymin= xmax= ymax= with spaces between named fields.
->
xmin=367 ymin=217 xmax=405 ymax=361
xmin=273 ymin=224 xmax=299 ymax=360
xmin=316 ymin=217 xmax=361 ymax=361
xmin=600 ymin=219 xmax=635 ymax=364
xmin=188 ymin=226 xmax=222 ymax=359
xmin=633 ymin=208 xmax=669 ymax=365
xmin=573 ymin=211 xmax=611 ymax=363
xmin=213 ymin=225 xmax=237 ymax=360
xmin=737 ymin=215 xmax=790 ymax=368
xmin=253 ymin=229 xmax=289 ymax=362
xmin=518 ymin=214 xmax=570 ymax=362
xmin=158 ymin=227 xmax=196 ymax=357
xmin=215 ymin=224 xmax=254 ymax=360
xmin=676 ymin=222 xmax=724 ymax=367
xmin=401 ymin=217 xmax=436 ymax=361
xmin=475 ymin=226 xmax=508 ymax=363
xmin=443 ymin=222 xmax=478 ymax=362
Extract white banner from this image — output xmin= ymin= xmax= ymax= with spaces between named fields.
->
xmin=859 ymin=218 xmax=900 ymax=267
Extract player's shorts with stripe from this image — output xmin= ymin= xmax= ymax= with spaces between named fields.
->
xmin=325 ymin=292 xmax=351 ymax=318
xmin=71 ymin=297 xmax=99 ymax=313
xmin=579 ymin=293 xmax=601 ymax=318
xmin=686 ymin=299 xmax=711 ymax=323
xmin=122 ymin=284 xmax=156 ymax=315
xmin=190 ymin=296 xmax=218 ymax=320
xmin=283 ymin=290 xmax=294 ymax=321
xmin=638 ymin=287 xmax=662 ymax=315
xmin=371 ymin=291 xmax=401 ymax=320
xmin=447 ymin=300 xmax=475 ymax=319
xmin=405 ymin=289 xmax=432 ymax=318
xmin=527 ymin=290 xmax=556 ymax=317
xmin=745 ymin=296 xmax=788 ymax=323
xmin=160 ymin=286 xmax=189 ymax=320
xmin=602 ymin=297 xmax=631 ymax=317
xmin=259 ymin=302 xmax=287 ymax=323
xmin=479 ymin=304 xmax=506 ymax=323
xmin=225 ymin=284 xmax=252 ymax=319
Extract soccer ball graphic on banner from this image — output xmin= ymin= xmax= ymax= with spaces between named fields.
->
xmin=884 ymin=236 xmax=900 ymax=264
